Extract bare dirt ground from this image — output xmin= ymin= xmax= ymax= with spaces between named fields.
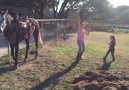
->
xmin=72 ymin=71 xmax=129 ymax=90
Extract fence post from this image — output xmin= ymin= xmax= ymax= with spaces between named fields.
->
xmin=55 ymin=20 xmax=58 ymax=42
xmin=63 ymin=20 xmax=67 ymax=40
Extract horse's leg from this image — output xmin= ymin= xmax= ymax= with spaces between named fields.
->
xmin=10 ymin=44 xmax=15 ymax=63
xmin=33 ymin=30 xmax=39 ymax=59
xmin=24 ymin=38 xmax=30 ymax=61
xmin=14 ymin=42 xmax=19 ymax=68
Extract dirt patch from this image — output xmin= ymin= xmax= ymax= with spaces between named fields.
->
xmin=47 ymin=33 xmax=77 ymax=48
xmin=48 ymin=39 xmax=74 ymax=47
xmin=72 ymin=71 xmax=129 ymax=90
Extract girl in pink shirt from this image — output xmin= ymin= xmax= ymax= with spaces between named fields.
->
xmin=76 ymin=19 xmax=89 ymax=60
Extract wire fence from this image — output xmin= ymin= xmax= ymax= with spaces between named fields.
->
xmin=37 ymin=19 xmax=67 ymax=42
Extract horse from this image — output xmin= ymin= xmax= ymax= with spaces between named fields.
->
xmin=0 ymin=11 xmax=42 ymax=69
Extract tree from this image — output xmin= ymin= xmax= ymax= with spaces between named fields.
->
xmin=0 ymin=0 xmax=113 ymax=20
xmin=115 ymin=5 xmax=129 ymax=24
xmin=0 ymin=0 xmax=51 ymax=18
xmin=118 ymin=9 xmax=129 ymax=24
xmin=57 ymin=0 xmax=113 ymax=20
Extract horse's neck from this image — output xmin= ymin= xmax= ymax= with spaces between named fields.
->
xmin=5 ymin=15 xmax=11 ymax=25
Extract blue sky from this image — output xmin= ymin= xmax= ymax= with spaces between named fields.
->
xmin=108 ymin=0 xmax=129 ymax=7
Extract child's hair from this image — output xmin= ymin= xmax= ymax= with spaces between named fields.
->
xmin=110 ymin=35 xmax=116 ymax=46
xmin=80 ymin=19 xmax=85 ymax=27
xmin=80 ymin=19 xmax=84 ymax=24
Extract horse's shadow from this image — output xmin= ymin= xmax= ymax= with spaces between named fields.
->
xmin=97 ymin=60 xmax=114 ymax=71
xmin=0 ymin=50 xmax=37 ymax=74
xmin=30 ymin=58 xmax=80 ymax=90
xmin=29 ymin=51 xmax=37 ymax=55
xmin=0 ymin=65 xmax=17 ymax=75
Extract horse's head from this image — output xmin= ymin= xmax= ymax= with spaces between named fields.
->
xmin=0 ymin=10 xmax=8 ymax=35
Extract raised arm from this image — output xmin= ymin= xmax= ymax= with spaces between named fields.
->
xmin=85 ymin=30 xmax=89 ymax=35
xmin=85 ymin=26 xmax=90 ymax=35
xmin=77 ymin=18 xmax=81 ymax=32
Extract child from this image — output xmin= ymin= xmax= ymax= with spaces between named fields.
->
xmin=103 ymin=35 xmax=116 ymax=62
xmin=76 ymin=19 xmax=89 ymax=60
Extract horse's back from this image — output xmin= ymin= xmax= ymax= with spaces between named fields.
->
xmin=28 ymin=18 xmax=40 ymax=30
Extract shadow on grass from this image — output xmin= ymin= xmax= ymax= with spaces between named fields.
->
xmin=0 ymin=52 xmax=37 ymax=75
xmin=18 ymin=58 xmax=36 ymax=66
xmin=30 ymin=58 xmax=80 ymax=90
xmin=0 ymin=65 xmax=17 ymax=74
xmin=97 ymin=60 xmax=114 ymax=71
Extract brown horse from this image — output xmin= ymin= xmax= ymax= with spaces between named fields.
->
xmin=0 ymin=11 xmax=42 ymax=69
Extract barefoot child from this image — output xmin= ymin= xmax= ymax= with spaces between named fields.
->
xmin=76 ymin=19 xmax=89 ymax=60
xmin=103 ymin=35 xmax=116 ymax=61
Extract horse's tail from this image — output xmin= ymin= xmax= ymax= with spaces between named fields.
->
xmin=38 ymin=31 xmax=43 ymax=46
xmin=28 ymin=18 xmax=43 ymax=46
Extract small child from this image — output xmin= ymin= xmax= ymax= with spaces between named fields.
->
xmin=103 ymin=35 xmax=116 ymax=62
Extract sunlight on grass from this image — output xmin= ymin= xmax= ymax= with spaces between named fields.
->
xmin=0 ymin=31 xmax=129 ymax=90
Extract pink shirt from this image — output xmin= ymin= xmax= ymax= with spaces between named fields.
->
xmin=77 ymin=24 xmax=86 ymax=41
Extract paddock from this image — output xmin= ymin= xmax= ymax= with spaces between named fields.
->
xmin=0 ymin=31 xmax=129 ymax=89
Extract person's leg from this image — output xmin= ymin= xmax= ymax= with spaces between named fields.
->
xmin=103 ymin=49 xmax=111 ymax=60
xmin=76 ymin=40 xmax=82 ymax=60
xmin=80 ymin=40 xmax=85 ymax=59
xmin=111 ymin=49 xmax=115 ymax=61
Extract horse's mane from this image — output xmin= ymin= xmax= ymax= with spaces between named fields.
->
xmin=5 ymin=14 xmax=14 ymax=24
xmin=28 ymin=18 xmax=40 ymax=29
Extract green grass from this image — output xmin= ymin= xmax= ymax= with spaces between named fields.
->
xmin=0 ymin=32 xmax=129 ymax=90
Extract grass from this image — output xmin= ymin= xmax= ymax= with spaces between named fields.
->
xmin=0 ymin=32 xmax=129 ymax=90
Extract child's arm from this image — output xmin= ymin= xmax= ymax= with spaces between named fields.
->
xmin=77 ymin=18 xmax=80 ymax=30
xmin=85 ymin=30 xmax=90 ymax=35
xmin=85 ymin=26 xmax=90 ymax=35
xmin=107 ymin=42 xmax=110 ymax=45
xmin=107 ymin=41 xmax=113 ymax=45
xmin=77 ymin=18 xmax=82 ymax=35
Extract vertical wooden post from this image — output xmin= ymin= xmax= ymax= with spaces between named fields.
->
xmin=63 ymin=19 xmax=67 ymax=40
xmin=55 ymin=20 xmax=58 ymax=42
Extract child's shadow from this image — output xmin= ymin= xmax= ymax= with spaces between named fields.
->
xmin=97 ymin=60 xmax=114 ymax=71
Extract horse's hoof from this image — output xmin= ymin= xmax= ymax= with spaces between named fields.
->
xmin=34 ymin=55 xmax=38 ymax=59
xmin=13 ymin=65 xmax=18 ymax=70
xmin=24 ymin=58 xmax=27 ymax=62
xmin=23 ymin=59 xmax=26 ymax=63
xmin=9 ymin=62 xmax=12 ymax=65
xmin=35 ymin=57 xmax=37 ymax=60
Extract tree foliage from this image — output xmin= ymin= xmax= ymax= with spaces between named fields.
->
xmin=115 ymin=5 xmax=129 ymax=24
xmin=0 ymin=0 xmax=113 ymax=20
